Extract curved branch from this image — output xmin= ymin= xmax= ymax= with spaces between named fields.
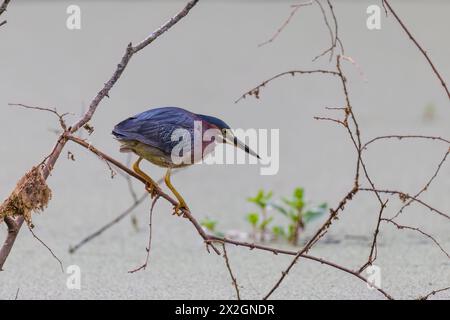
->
xmin=363 ymin=135 xmax=450 ymax=150
xmin=235 ymin=69 xmax=340 ymax=103
xmin=383 ymin=219 xmax=449 ymax=259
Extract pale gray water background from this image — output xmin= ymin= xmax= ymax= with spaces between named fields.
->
xmin=0 ymin=0 xmax=449 ymax=299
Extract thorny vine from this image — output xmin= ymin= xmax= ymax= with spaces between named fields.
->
xmin=1 ymin=0 xmax=449 ymax=300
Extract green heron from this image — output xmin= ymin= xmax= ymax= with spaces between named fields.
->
xmin=112 ymin=106 xmax=260 ymax=214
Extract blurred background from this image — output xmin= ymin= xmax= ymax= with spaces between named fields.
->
xmin=0 ymin=0 xmax=449 ymax=299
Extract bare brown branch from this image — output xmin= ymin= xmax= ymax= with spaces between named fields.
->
xmin=68 ymin=193 xmax=147 ymax=254
xmin=9 ymin=103 xmax=69 ymax=130
xmin=27 ymin=225 xmax=64 ymax=273
xmin=235 ymin=69 xmax=340 ymax=103
xmin=221 ymin=243 xmax=241 ymax=300
xmin=258 ymin=1 xmax=313 ymax=47
xmin=128 ymin=196 xmax=159 ymax=273
xmin=382 ymin=0 xmax=450 ymax=100
xmin=391 ymin=148 xmax=449 ymax=220
xmin=419 ymin=286 xmax=450 ymax=300
xmin=383 ymin=219 xmax=450 ymax=259
xmin=359 ymin=188 xmax=449 ymax=221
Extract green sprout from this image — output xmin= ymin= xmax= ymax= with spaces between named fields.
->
xmin=271 ymin=225 xmax=285 ymax=240
xmin=272 ymin=187 xmax=327 ymax=245
xmin=246 ymin=212 xmax=259 ymax=227
xmin=247 ymin=190 xmax=273 ymax=209
xmin=207 ymin=188 xmax=326 ymax=245
xmin=246 ymin=190 xmax=274 ymax=241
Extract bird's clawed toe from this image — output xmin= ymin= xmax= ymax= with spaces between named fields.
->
xmin=145 ymin=183 xmax=159 ymax=198
xmin=172 ymin=202 xmax=189 ymax=217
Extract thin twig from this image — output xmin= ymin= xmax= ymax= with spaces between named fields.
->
xmin=221 ymin=243 xmax=241 ymax=300
xmin=382 ymin=0 xmax=450 ymax=100
xmin=311 ymin=0 xmax=337 ymax=61
xmin=27 ymin=225 xmax=64 ymax=273
xmin=359 ymin=188 xmax=449 ymax=221
xmin=68 ymin=193 xmax=147 ymax=254
xmin=128 ymin=196 xmax=159 ymax=273
xmin=359 ymin=200 xmax=389 ymax=273
xmin=363 ymin=135 xmax=450 ymax=149
xmin=258 ymin=1 xmax=313 ymax=47
xmin=391 ymin=148 xmax=449 ymax=220
xmin=314 ymin=116 xmax=345 ymax=126
xmin=235 ymin=69 xmax=340 ymax=103
xmin=383 ymin=219 xmax=449 ymax=259
xmin=9 ymin=103 xmax=69 ymax=130
xmin=419 ymin=286 xmax=450 ymax=300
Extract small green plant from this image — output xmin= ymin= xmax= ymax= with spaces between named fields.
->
xmin=273 ymin=188 xmax=327 ymax=245
xmin=271 ymin=225 xmax=285 ymax=240
xmin=202 ymin=188 xmax=326 ymax=245
xmin=246 ymin=190 xmax=274 ymax=241
xmin=245 ymin=187 xmax=327 ymax=245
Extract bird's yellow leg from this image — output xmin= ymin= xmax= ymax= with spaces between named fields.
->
xmin=133 ymin=157 xmax=158 ymax=198
xmin=165 ymin=168 xmax=189 ymax=216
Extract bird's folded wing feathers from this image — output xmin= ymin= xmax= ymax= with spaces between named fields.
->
xmin=113 ymin=108 xmax=196 ymax=154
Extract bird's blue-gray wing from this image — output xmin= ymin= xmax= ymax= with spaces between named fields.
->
xmin=112 ymin=107 xmax=196 ymax=155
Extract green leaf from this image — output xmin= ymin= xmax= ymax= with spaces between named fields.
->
xmin=283 ymin=198 xmax=303 ymax=211
xmin=272 ymin=225 xmax=285 ymax=237
xmin=246 ymin=213 xmax=259 ymax=226
xmin=260 ymin=216 xmax=274 ymax=229
xmin=271 ymin=203 xmax=289 ymax=216
xmin=289 ymin=212 xmax=300 ymax=222
xmin=247 ymin=189 xmax=273 ymax=209
xmin=282 ymin=197 xmax=296 ymax=209
xmin=294 ymin=187 xmax=304 ymax=201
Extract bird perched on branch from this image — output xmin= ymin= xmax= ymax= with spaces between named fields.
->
xmin=112 ymin=107 xmax=260 ymax=214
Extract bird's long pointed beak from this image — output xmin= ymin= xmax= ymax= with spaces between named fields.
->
xmin=224 ymin=131 xmax=261 ymax=160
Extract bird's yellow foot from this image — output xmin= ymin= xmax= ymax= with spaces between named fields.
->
xmin=173 ymin=201 xmax=189 ymax=217
xmin=145 ymin=182 xmax=159 ymax=198
xmin=133 ymin=157 xmax=159 ymax=198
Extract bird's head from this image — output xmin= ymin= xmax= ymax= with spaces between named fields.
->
xmin=197 ymin=114 xmax=261 ymax=160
